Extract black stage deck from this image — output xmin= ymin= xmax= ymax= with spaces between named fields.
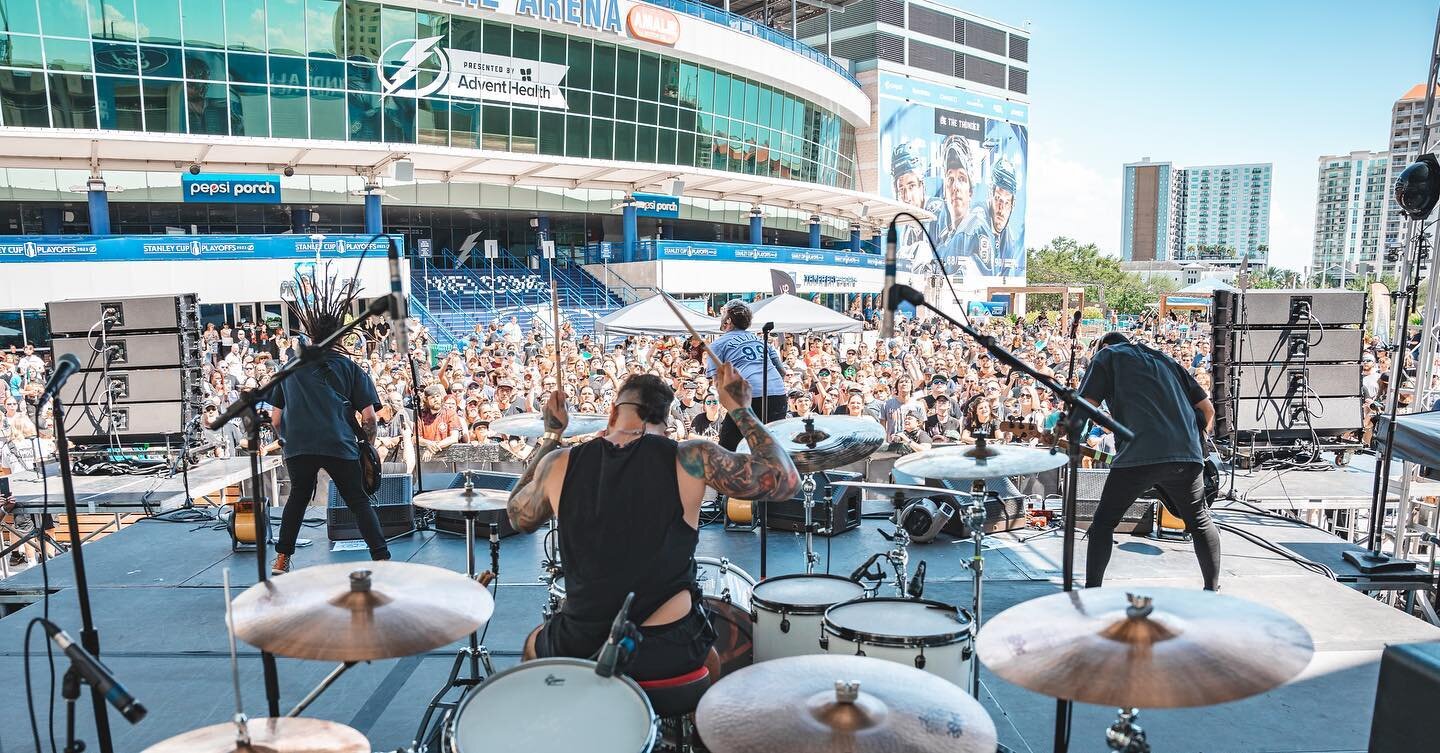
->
xmin=0 ymin=495 xmax=1435 ymax=753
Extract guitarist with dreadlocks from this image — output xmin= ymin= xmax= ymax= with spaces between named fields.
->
xmin=268 ymin=269 xmax=391 ymax=573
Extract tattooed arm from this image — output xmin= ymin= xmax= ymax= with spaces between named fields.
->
xmin=678 ymin=363 xmax=800 ymax=501
xmin=507 ymin=389 xmax=569 ymax=533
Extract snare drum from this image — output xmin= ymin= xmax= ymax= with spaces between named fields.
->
xmin=750 ymin=574 xmax=866 ymax=663
xmin=821 ymin=598 xmax=973 ymax=687
xmin=695 ymin=557 xmax=755 ymax=678
xmin=449 ymin=658 xmax=657 ymax=753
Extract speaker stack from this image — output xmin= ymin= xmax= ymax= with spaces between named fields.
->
xmin=45 ymin=294 xmax=203 ymax=447
xmin=1211 ymin=289 xmax=1365 ymax=440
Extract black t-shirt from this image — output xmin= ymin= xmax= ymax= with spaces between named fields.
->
xmin=691 ymin=412 xmax=720 ymax=439
xmin=270 ymin=353 xmax=379 ymax=460
xmin=1079 ymin=342 xmax=1205 ymax=468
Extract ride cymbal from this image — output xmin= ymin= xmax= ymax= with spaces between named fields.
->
xmin=697 ymin=654 xmax=996 ymax=753
xmin=742 ymin=416 xmax=885 ymax=473
xmin=141 ymin=717 xmax=369 ymax=753
xmin=976 ymin=587 xmax=1314 ymax=708
xmin=489 ymin=412 xmax=609 ymax=438
xmin=893 ymin=441 xmax=1067 ymax=480
xmin=412 ymin=487 xmax=510 ymax=513
xmin=232 ymin=562 xmax=493 ymax=662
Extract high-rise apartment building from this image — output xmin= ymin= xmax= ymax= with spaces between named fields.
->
xmin=1121 ymin=158 xmax=1175 ymax=262
xmin=1312 ymin=150 xmax=1389 ymax=284
xmin=1174 ymin=163 xmax=1272 ymax=265
xmin=1380 ymin=85 xmax=1436 ymax=277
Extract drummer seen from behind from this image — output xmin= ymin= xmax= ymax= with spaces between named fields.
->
xmin=507 ymin=364 xmax=800 ymax=681
xmin=707 ymin=300 xmax=789 ymax=450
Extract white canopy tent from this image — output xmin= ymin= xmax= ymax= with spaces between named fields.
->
xmin=595 ymin=293 xmax=722 ymax=337
xmin=745 ymin=294 xmax=865 ymax=334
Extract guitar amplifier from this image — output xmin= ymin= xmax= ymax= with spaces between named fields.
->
xmin=1369 ymin=642 xmax=1440 ymax=753
xmin=765 ymin=470 xmax=863 ymax=537
xmin=1074 ymin=468 xmax=1154 ymax=535
xmin=431 ymin=471 xmax=522 ymax=539
xmin=327 ymin=473 xmax=415 ymax=542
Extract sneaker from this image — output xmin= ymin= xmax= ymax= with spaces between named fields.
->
xmin=271 ymin=554 xmax=291 ymax=575
xmin=9 ymin=552 xmax=27 ymax=567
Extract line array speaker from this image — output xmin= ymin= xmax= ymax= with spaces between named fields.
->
xmin=1213 ymin=289 xmax=1365 ymax=328
xmin=1212 ymin=327 xmax=1363 ymax=365
xmin=47 ymin=294 xmax=199 ymax=336
xmin=1215 ymin=396 xmax=1363 ymax=434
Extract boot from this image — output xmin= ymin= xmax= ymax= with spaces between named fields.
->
xmin=271 ymin=553 xmax=291 ymax=574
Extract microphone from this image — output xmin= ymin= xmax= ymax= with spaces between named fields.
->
xmin=849 ymin=552 xmax=882 ymax=583
xmin=880 ymin=221 xmax=899 ymax=339
xmin=907 ymin=560 xmax=927 ymax=598
xmin=595 ymin=592 xmax=637 ymax=678
xmin=762 ymin=321 xmax=774 ymax=334
xmin=43 ymin=621 xmax=147 ymax=724
xmin=37 ymin=353 xmax=80 ymax=411
xmin=1069 ymin=309 xmax=1081 ymax=338
xmin=386 ymin=237 xmax=409 ymax=356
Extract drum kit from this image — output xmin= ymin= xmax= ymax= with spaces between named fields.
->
xmin=139 ymin=414 xmax=1316 ymax=753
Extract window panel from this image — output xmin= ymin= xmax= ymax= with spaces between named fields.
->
xmin=742 ymin=80 xmax=757 ymax=123
xmin=511 ymin=104 xmax=536 ymax=153
xmin=137 ymin=44 xmax=181 ymax=77
xmin=451 ymin=17 xmax=480 ymax=52
xmin=48 ymin=72 xmax=95 ymax=127
xmin=346 ymin=61 xmax=377 ymax=92
xmin=0 ymin=0 xmax=41 ymax=35
xmin=308 ymin=87 xmax=344 ymax=138
xmin=268 ymin=0 xmax=306 ymax=55
xmin=94 ymin=41 xmax=137 ymax=74
xmin=227 ymin=83 xmax=267 ymax=136
xmin=308 ymin=57 xmax=343 ymax=89
xmin=268 ymin=55 xmax=305 ymax=87
xmin=712 ymin=72 xmax=727 ymax=118
xmin=449 ymin=100 xmax=478 ymax=146
xmin=270 ymin=85 xmax=307 ymax=137
xmin=96 ymin=75 xmax=143 ymax=130
xmin=636 ymin=124 xmax=655 ymax=163
xmin=140 ymin=78 xmax=182 ymax=131
xmin=227 ymin=51 xmax=266 ymax=84
xmin=482 ymin=21 xmax=508 ymax=55
xmin=538 ymin=110 xmax=563 ymax=155
xmin=96 ymin=0 xmax=137 ymax=40
xmin=481 ymin=103 xmax=508 ymax=150
xmin=614 ymin=48 xmax=636 ymax=97
xmin=614 ymin=96 xmax=634 ymax=123
xmin=306 ymin=0 xmax=341 ymax=57
xmin=591 ymin=43 xmax=613 ymax=93
xmin=656 ymin=128 xmax=675 ymax=166
xmin=181 ymin=0 xmax=223 ymax=48
xmin=591 ymin=92 xmax=612 ymax=118
xmin=677 ymin=130 xmax=695 ymax=167
xmin=417 ymin=96 xmax=447 ymax=145
xmin=540 ymin=31 xmax=564 ymax=65
xmin=348 ymin=92 xmax=380 ymax=140
xmin=589 ymin=117 xmax=611 ymax=160
xmin=512 ymin=26 xmax=536 ymax=60
xmin=637 ymin=52 xmax=657 ymax=100
xmin=0 ymin=69 xmax=46 ymax=126
xmin=637 ymin=100 xmax=655 ymax=126
xmin=566 ymin=90 xmax=588 ymax=115
xmin=660 ymin=57 xmax=677 ymax=103
xmin=416 ymin=11 xmax=447 ymax=43
xmin=185 ymin=78 xmax=227 ymax=133
xmin=564 ymin=113 xmax=586 ymax=158
xmin=44 ymin=38 xmax=92 ymax=71
xmin=1 ymin=33 xmax=44 ymax=68
xmin=40 ymin=0 xmax=92 ymax=39
xmin=344 ymin=0 xmax=380 ymax=61
xmin=380 ymin=6 xmax=415 ymax=56
xmin=613 ymin=120 xmax=634 ymax=161
xmin=184 ymin=49 xmax=223 ymax=80
xmin=383 ymin=94 xmax=414 ymax=143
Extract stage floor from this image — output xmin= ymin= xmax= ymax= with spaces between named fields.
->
xmin=0 ymin=496 xmax=1435 ymax=753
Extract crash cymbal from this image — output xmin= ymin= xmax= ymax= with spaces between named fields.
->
xmin=976 ymin=587 xmax=1314 ymax=708
xmin=740 ymin=415 xmax=885 ymax=473
xmin=232 ymin=562 xmax=493 ymax=662
xmin=412 ymin=486 xmax=510 ymax=513
xmin=141 ymin=717 xmax=369 ymax=753
xmin=893 ymin=440 xmax=1067 ymax=480
xmin=697 ymin=654 xmax=996 ymax=753
xmin=489 ymin=412 xmax=609 ymax=438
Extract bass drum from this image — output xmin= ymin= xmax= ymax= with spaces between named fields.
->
xmin=750 ymin=574 xmax=866 ymax=663
xmin=822 ymin=598 xmax=973 ymax=688
xmin=694 ymin=557 xmax=755 ymax=678
xmin=450 ymin=657 xmax=657 ymax=753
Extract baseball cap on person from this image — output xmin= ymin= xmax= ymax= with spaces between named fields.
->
xmin=1362 ymin=354 xmax=1376 ymax=363
xmin=497 ymin=379 xmax=515 ymax=389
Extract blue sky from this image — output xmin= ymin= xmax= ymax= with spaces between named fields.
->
xmin=948 ymin=0 xmax=1438 ymax=271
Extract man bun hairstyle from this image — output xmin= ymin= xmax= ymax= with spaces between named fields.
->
xmin=618 ymin=374 xmax=674 ymax=425
xmin=722 ymin=300 xmax=753 ymax=331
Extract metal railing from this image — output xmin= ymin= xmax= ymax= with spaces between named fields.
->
xmin=641 ymin=0 xmax=860 ymax=88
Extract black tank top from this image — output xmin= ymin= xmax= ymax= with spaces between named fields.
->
xmin=558 ymin=433 xmax=697 ymax=625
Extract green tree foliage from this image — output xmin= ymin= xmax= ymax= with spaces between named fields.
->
xmin=1026 ymin=237 xmax=1174 ymax=314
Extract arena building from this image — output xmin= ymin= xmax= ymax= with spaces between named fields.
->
xmin=0 ymin=0 xmax=1029 ymax=345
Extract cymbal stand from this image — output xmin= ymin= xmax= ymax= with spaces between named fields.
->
xmin=880 ymin=525 xmax=910 ymax=596
xmin=801 ymin=473 xmax=819 ymax=574
xmin=963 ymin=481 xmax=990 ymax=699
xmin=1105 ymin=708 xmax=1150 ymax=753
xmin=413 ymin=496 xmax=498 ymax=751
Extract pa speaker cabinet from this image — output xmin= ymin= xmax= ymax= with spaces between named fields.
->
xmin=62 ymin=401 xmax=190 ymax=443
xmin=1214 ymin=289 xmax=1365 ymax=327
xmin=47 ymin=294 xmax=198 ymax=336
xmin=52 ymin=332 xmax=195 ymax=370
xmin=765 ymin=470 xmax=862 ymax=537
xmin=59 ymin=367 xmax=202 ymax=405
xmin=1368 ymin=642 xmax=1440 ymax=753
xmin=1213 ymin=326 xmax=1362 ymax=364
xmin=432 ymin=471 xmax=522 ymax=539
xmin=1074 ymin=468 xmax=1155 ymax=535
xmin=1214 ymin=362 xmax=1360 ymax=400
xmin=327 ymin=473 xmax=415 ymax=542
xmin=1215 ymin=396 xmax=1362 ymax=434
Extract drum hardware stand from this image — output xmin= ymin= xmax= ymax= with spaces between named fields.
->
xmin=1105 ymin=708 xmax=1150 ymax=753
xmin=210 ymin=293 xmax=393 ymax=719
xmin=962 ymin=481 xmax=991 ymax=699
xmin=800 ymin=473 xmax=820 ymax=573
xmin=413 ymin=490 xmax=500 ymax=751
xmin=756 ymin=322 xmax=775 ymax=575
xmin=880 ymin=281 xmax=1132 ymax=753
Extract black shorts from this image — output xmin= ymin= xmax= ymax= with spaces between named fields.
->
xmin=535 ymin=602 xmax=717 ymax=682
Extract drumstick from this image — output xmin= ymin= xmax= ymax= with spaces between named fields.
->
xmin=657 ymin=293 xmax=718 ymax=364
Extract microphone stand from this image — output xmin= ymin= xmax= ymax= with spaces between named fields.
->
xmin=50 ymin=395 xmax=114 ymax=753
xmin=886 ymin=283 xmax=1131 ymax=753
xmin=758 ymin=321 xmax=774 ymax=578
xmin=209 ymin=294 xmax=393 ymax=717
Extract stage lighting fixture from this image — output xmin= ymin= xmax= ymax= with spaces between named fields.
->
xmin=188 ymin=164 xmax=202 ymax=175
xmin=283 ymin=166 xmax=295 ymax=177
xmin=1395 ymin=154 xmax=1440 ymax=220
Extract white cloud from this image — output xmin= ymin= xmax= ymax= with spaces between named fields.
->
xmin=1024 ymin=138 xmax=1122 ymax=256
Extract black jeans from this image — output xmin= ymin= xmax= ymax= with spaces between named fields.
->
xmin=277 ymin=454 xmax=391 ymax=559
xmin=718 ymin=395 xmax=788 ymax=451
xmin=1086 ymin=461 xmax=1221 ymax=591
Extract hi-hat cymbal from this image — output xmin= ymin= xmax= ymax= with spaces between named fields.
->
xmin=741 ymin=416 xmax=885 ymax=473
xmin=232 ymin=562 xmax=494 ymax=662
xmin=893 ymin=441 xmax=1067 ymax=480
xmin=412 ymin=486 xmax=510 ymax=513
xmin=489 ymin=412 xmax=609 ymax=438
xmin=977 ymin=587 xmax=1314 ymax=708
xmin=697 ymin=654 xmax=996 ymax=753
xmin=141 ymin=717 xmax=369 ymax=753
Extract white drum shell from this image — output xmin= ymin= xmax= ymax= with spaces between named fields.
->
xmin=822 ymin=599 xmax=973 ymax=688
xmin=750 ymin=574 xmax=866 ymax=663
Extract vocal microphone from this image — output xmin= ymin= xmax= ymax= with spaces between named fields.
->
xmin=43 ymin=620 xmax=147 ymax=724
xmin=1069 ymin=308 xmax=1082 ymax=338
xmin=849 ymin=552 xmax=883 ymax=583
xmin=386 ymin=237 xmax=409 ymax=356
xmin=36 ymin=353 xmax=80 ymax=411
xmin=880 ymin=220 xmax=899 ymax=340
xmin=907 ymin=560 xmax=927 ymax=598
xmin=761 ymin=321 xmax=774 ymax=334
xmin=595 ymin=592 xmax=637 ymax=678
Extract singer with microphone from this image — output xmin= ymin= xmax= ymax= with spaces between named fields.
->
xmin=707 ymin=301 xmax=788 ymax=451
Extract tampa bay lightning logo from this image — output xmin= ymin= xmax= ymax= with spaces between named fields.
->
xmin=378 ymin=36 xmax=449 ymax=98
